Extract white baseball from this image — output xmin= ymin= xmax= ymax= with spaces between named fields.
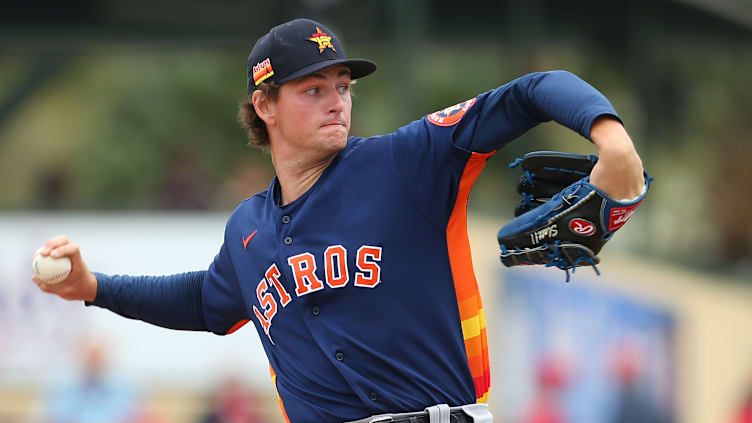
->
xmin=32 ymin=253 xmax=72 ymax=285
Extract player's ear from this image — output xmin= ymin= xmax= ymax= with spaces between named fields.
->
xmin=251 ymin=90 xmax=276 ymax=126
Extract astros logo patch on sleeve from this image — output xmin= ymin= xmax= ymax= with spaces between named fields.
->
xmin=427 ymin=97 xmax=477 ymax=127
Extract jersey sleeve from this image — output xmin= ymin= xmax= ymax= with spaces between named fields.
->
xmin=460 ymin=70 xmax=620 ymax=153
xmin=87 ymin=270 xmax=208 ymax=331
xmin=201 ymin=234 xmax=251 ymax=335
xmin=87 ymin=231 xmax=249 ymax=335
xmin=389 ymin=70 xmax=620 ymax=227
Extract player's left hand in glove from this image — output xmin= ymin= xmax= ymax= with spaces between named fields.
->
xmin=497 ymin=151 xmax=652 ymax=280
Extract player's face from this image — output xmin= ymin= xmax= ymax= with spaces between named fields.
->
xmin=274 ymin=65 xmax=352 ymax=154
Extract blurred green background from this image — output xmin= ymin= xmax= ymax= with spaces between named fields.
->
xmin=2 ymin=1 xmax=752 ymax=422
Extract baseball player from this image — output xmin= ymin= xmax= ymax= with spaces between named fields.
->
xmin=32 ymin=18 xmax=646 ymax=423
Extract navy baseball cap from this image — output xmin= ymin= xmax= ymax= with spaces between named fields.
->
xmin=247 ymin=19 xmax=377 ymax=94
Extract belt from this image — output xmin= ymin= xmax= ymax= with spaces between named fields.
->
xmin=347 ymin=403 xmax=492 ymax=423
xmin=367 ymin=411 xmax=472 ymax=423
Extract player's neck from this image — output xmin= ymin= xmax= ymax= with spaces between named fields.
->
xmin=272 ymin=152 xmax=336 ymax=206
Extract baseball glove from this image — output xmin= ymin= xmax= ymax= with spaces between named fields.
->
xmin=497 ymin=151 xmax=651 ymax=281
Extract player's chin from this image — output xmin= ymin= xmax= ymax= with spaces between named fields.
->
xmin=319 ymin=127 xmax=349 ymax=149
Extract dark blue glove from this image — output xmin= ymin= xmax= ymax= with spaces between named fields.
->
xmin=498 ymin=151 xmax=651 ymax=281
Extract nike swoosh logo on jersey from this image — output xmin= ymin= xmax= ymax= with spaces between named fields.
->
xmin=243 ymin=230 xmax=258 ymax=249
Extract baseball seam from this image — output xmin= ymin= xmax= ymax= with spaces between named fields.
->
xmin=39 ymin=270 xmax=70 ymax=283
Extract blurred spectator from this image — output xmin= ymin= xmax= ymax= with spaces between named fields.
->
xmin=156 ymin=148 xmax=211 ymax=210
xmin=709 ymin=141 xmax=752 ymax=271
xmin=34 ymin=167 xmax=70 ymax=210
xmin=125 ymin=399 xmax=167 ymax=423
xmin=215 ymin=159 xmax=273 ymax=209
xmin=521 ymin=355 xmax=570 ymax=423
xmin=43 ymin=341 xmax=138 ymax=423
xmin=608 ymin=342 xmax=668 ymax=423
xmin=200 ymin=378 xmax=262 ymax=423
xmin=732 ymin=385 xmax=752 ymax=423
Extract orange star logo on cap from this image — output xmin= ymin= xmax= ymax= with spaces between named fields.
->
xmin=307 ymin=27 xmax=336 ymax=53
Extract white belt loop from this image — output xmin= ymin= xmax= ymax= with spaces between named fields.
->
xmin=424 ymin=403 xmax=450 ymax=423
xmin=460 ymin=403 xmax=493 ymax=422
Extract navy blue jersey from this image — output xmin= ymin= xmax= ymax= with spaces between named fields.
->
xmin=206 ymin=137 xmax=489 ymax=422
xmin=90 ymin=71 xmax=618 ymax=423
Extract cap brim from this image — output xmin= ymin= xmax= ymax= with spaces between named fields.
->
xmin=278 ymin=58 xmax=377 ymax=84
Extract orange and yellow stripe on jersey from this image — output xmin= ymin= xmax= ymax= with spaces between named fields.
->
xmin=446 ymin=150 xmax=494 ymax=402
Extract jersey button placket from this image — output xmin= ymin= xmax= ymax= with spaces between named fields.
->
xmin=283 ymin=236 xmax=292 ymax=245
xmin=369 ymin=392 xmax=378 ymax=402
xmin=312 ymin=306 xmax=320 ymax=316
xmin=335 ymin=352 xmax=344 ymax=362
xmin=281 ymin=215 xmax=291 ymax=224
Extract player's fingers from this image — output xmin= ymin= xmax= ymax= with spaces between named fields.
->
xmin=41 ymin=235 xmax=70 ymax=256
xmin=38 ymin=281 xmax=57 ymax=293
xmin=50 ymin=242 xmax=79 ymax=258
xmin=32 ymin=276 xmax=52 ymax=292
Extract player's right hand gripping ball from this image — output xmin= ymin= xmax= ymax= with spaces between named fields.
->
xmin=497 ymin=151 xmax=652 ymax=280
xmin=32 ymin=252 xmax=72 ymax=285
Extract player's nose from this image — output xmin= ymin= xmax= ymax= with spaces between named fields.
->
xmin=326 ymin=87 xmax=346 ymax=114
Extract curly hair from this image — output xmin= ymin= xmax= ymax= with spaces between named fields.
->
xmin=237 ymin=83 xmax=280 ymax=151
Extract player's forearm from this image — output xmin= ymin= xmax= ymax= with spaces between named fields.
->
xmin=87 ymin=271 xmax=209 ymax=331
xmin=589 ymin=116 xmax=645 ymax=200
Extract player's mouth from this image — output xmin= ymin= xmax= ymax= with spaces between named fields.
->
xmin=321 ymin=121 xmax=346 ymax=128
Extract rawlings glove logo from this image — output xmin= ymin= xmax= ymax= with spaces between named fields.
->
xmin=608 ymin=202 xmax=642 ymax=231
xmin=569 ymin=218 xmax=595 ymax=236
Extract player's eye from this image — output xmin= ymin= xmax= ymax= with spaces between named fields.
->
xmin=305 ymin=87 xmax=320 ymax=95
xmin=337 ymin=84 xmax=350 ymax=94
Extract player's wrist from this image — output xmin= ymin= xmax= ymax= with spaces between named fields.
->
xmin=590 ymin=158 xmax=644 ymax=200
xmin=83 ymin=272 xmax=98 ymax=303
